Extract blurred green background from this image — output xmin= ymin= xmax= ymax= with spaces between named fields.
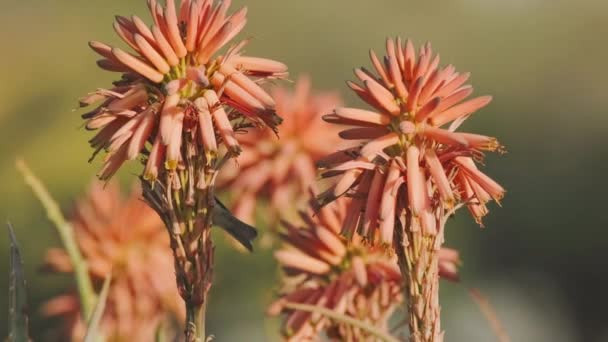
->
xmin=1 ymin=0 xmax=607 ymax=341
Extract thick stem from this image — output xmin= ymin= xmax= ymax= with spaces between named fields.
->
xmin=185 ymin=301 xmax=206 ymax=342
xmin=396 ymin=220 xmax=443 ymax=342
xmin=141 ymin=138 xmax=217 ymax=342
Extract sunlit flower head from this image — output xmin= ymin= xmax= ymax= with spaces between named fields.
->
xmin=269 ymin=197 xmax=460 ymax=340
xmin=42 ymin=181 xmax=183 ymax=341
xmin=80 ymin=0 xmax=288 ymax=180
xmin=319 ymin=38 xmax=505 ymax=244
xmin=219 ymin=75 xmax=343 ymax=224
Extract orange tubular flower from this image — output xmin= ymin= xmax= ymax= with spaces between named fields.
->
xmin=219 ymin=76 xmax=343 ymax=225
xmin=81 ymin=0 xmax=288 ymax=180
xmin=318 ymin=38 xmax=505 ymax=341
xmin=42 ymin=182 xmax=184 ymax=341
xmin=269 ymin=197 xmax=461 ymax=341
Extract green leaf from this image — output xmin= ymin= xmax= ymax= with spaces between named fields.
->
xmin=83 ymin=274 xmax=112 ymax=342
xmin=16 ymin=159 xmax=97 ymax=319
xmin=7 ymin=222 xmax=31 ymax=342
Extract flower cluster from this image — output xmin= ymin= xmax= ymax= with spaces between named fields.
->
xmin=42 ymin=182 xmax=183 ymax=341
xmin=80 ymin=0 xmax=288 ymax=180
xmin=219 ymin=76 xmax=343 ymax=225
xmin=269 ymin=197 xmax=460 ymax=341
xmin=319 ymin=38 xmax=505 ymax=244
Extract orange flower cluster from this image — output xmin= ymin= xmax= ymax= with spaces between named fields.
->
xmin=319 ymin=38 xmax=505 ymax=244
xmin=80 ymin=0 xmax=287 ymax=180
xmin=42 ymin=182 xmax=183 ymax=341
xmin=269 ymin=197 xmax=460 ymax=341
xmin=219 ymin=76 xmax=343 ymax=225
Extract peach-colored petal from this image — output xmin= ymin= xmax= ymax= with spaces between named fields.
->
xmin=379 ymin=160 xmax=402 ymax=243
xmin=113 ymin=20 xmax=139 ymax=52
xmin=424 ymin=149 xmax=454 ymax=206
xmin=360 ymin=132 xmax=400 ymax=160
xmin=369 ymin=49 xmax=391 ymax=87
xmin=164 ymin=0 xmax=188 ymax=58
xmin=386 ymin=38 xmax=407 ymax=99
xmin=455 ymin=157 xmax=504 ymax=202
xmin=204 ymin=90 xmax=240 ymax=153
xmin=131 ymin=15 xmax=156 ymax=45
xmin=352 ymin=256 xmax=368 ymax=287
xmin=407 ymin=145 xmax=424 ymax=215
xmin=457 ymin=133 xmax=503 ymax=152
xmin=144 ymin=135 xmax=165 ymax=181
xmin=435 ymin=85 xmax=473 ymax=113
xmin=112 ymin=48 xmax=164 ymax=83
xmin=211 ymin=72 xmax=266 ymax=112
xmin=333 ymin=169 xmax=362 ymax=197
xmin=193 ymin=97 xmax=218 ymax=153
xmin=89 ymin=41 xmax=114 ymax=60
xmin=127 ymin=106 xmax=156 ymax=159
xmin=151 ymin=25 xmax=180 ymax=66
xmin=133 ymin=34 xmax=170 ymax=74
xmin=275 ymin=249 xmax=331 ymax=275
xmin=407 ymin=76 xmax=424 ymax=113
xmin=231 ymin=55 xmax=288 ymax=76
xmin=363 ymin=79 xmax=400 ymax=115
xmin=185 ymin=1 xmax=200 ymax=51
xmin=220 ymin=64 xmax=275 ymax=107
xmin=434 ymin=72 xmax=471 ymax=99
xmin=159 ymin=93 xmax=181 ymax=144
xmin=422 ymin=126 xmax=469 ymax=147
xmin=415 ymin=96 xmax=441 ymax=122
xmin=316 ymin=226 xmax=346 ymax=258
xmin=363 ymin=169 xmax=385 ymax=236
xmin=333 ymin=107 xmax=391 ymax=126
xmin=107 ymin=87 xmax=148 ymax=111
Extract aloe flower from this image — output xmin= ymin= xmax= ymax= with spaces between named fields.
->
xmin=79 ymin=0 xmax=287 ymax=339
xmin=318 ymin=38 xmax=504 ymax=341
xmin=42 ymin=182 xmax=183 ymax=341
xmin=219 ymin=76 xmax=343 ymax=226
xmin=82 ymin=0 xmax=287 ymax=180
xmin=269 ymin=197 xmax=461 ymax=341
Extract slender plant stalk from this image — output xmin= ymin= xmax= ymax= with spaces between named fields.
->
xmin=282 ymin=302 xmax=401 ymax=342
xmin=16 ymin=160 xmax=97 ymax=320
xmin=469 ymin=289 xmax=511 ymax=342
xmin=83 ymin=274 xmax=112 ymax=342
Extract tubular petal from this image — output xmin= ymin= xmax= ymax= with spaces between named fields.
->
xmin=431 ymin=96 xmax=492 ymax=127
xmin=112 ymin=48 xmax=164 ymax=83
xmin=134 ymin=34 xmax=171 ymax=74
xmin=151 ymin=25 xmax=180 ymax=66
xmin=424 ymin=149 xmax=454 ymax=206
xmin=274 ymin=250 xmax=331 ymax=275
xmin=407 ymin=145 xmax=424 ymax=215
xmin=334 ymin=107 xmax=391 ymax=125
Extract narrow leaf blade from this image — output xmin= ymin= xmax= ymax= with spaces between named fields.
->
xmin=7 ymin=222 xmax=30 ymax=342
xmin=83 ymin=274 xmax=112 ymax=342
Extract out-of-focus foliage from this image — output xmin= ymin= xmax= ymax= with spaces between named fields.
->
xmin=0 ymin=0 xmax=607 ymax=341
